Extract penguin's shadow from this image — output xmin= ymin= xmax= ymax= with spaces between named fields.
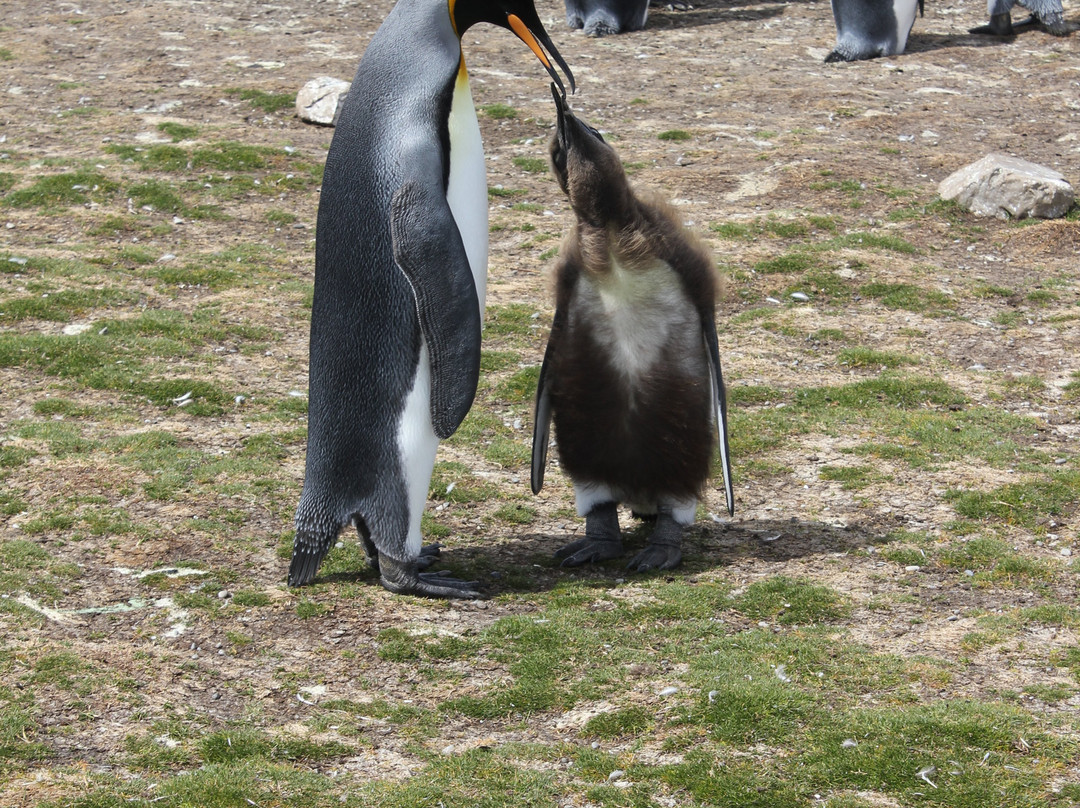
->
xmin=644 ymin=0 xmax=788 ymax=31
xmin=433 ymin=516 xmax=892 ymax=596
xmin=903 ymin=30 xmax=1044 ymax=56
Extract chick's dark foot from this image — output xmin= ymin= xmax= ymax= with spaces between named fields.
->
xmin=1037 ymin=13 xmax=1071 ymax=35
xmin=555 ymin=501 xmax=623 ymax=567
xmin=627 ymin=508 xmax=683 ymax=572
xmin=378 ymin=554 xmax=482 ymax=599
xmin=970 ymin=12 xmax=1014 ymax=35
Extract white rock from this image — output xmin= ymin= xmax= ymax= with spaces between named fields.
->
xmin=939 ymin=154 xmax=1075 ymax=220
xmin=296 ymin=76 xmax=351 ymax=126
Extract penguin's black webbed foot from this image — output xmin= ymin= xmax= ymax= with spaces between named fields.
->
xmin=555 ymin=501 xmax=623 ymax=567
xmin=970 ymin=12 xmax=1014 ymax=36
xmin=556 ymin=536 xmax=624 ymax=566
xmin=583 ymin=18 xmax=620 ymax=37
xmin=416 ymin=543 xmax=444 ymax=571
xmin=378 ymin=553 xmax=482 ymax=599
xmin=626 ymin=509 xmax=683 ymax=573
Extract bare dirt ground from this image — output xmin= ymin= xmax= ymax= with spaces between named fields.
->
xmin=1 ymin=0 xmax=1079 ymax=804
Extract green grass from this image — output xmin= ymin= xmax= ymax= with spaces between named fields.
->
xmin=860 ymin=282 xmax=954 ymax=313
xmin=658 ymin=129 xmax=692 ymax=141
xmin=0 ymin=286 xmax=136 ymax=322
xmin=731 ymin=576 xmax=850 ymax=625
xmin=157 ymin=121 xmax=199 ymax=141
xmin=127 ymin=179 xmax=185 ymax=213
xmin=946 ymin=472 xmax=1079 ymax=529
xmin=837 ymin=347 xmax=918 ymax=368
xmin=820 ymin=464 xmax=888 ymax=490
xmin=480 ymin=103 xmax=517 ymax=119
xmin=3 ymin=170 xmax=119 ymax=209
xmin=226 ymin=88 xmax=295 ymax=114
xmin=754 ymin=251 xmax=822 ymax=274
xmin=484 ymin=303 xmax=539 ymax=340
xmin=512 ymin=156 xmax=548 ymax=173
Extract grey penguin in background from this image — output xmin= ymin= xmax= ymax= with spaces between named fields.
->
xmin=289 ymin=0 xmax=574 ymax=599
xmin=825 ymin=0 xmax=924 ymax=62
xmin=531 ymin=86 xmax=734 ymax=573
xmin=565 ymin=0 xmax=649 ymax=36
xmin=563 ymin=0 xmax=693 ymax=38
xmin=970 ymin=0 xmax=1070 ymax=36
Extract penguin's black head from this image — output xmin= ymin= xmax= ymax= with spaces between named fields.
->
xmin=549 ymin=84 xmax=629 ymax=227
xmin=453 ymin=0 xmax=575 ymax=96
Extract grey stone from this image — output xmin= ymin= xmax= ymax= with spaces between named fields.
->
xmin=939 ymin=154 xmax=1074 ymax=220
xmin=296 ymin=77 xmax=350 ymax=126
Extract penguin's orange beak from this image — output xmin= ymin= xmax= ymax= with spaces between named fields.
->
xmin=505 ymin=12 xmax=575 ymax=96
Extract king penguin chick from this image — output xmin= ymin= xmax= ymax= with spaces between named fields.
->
xmin=969 ymin=0 xmax=1070 ymax=36
xmin=531 ymin=87 xmax=733 ymax=573
xmin=289 ymin=0 xmax=574 ymax=599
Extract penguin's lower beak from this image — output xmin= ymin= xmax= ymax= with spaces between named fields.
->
xmin=506 ymin=12 xmax=575 ymax=96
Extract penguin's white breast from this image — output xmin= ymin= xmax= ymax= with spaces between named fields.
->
xmin=445 ymin=66 xmax=489 ymax=317
xmin=893 ymin=0 xmax=920 ymax=51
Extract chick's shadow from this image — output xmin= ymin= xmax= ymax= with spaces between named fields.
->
xmin=431 ymin=516 xmax=896 ymax=597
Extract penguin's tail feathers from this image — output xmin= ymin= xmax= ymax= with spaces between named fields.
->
xmin=288 ymin=530 xmax=333 ymax=587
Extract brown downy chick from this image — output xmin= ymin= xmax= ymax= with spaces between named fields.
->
xmin=532 ymin=86 xmax=734 ymax=572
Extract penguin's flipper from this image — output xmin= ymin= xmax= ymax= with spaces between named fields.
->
xmin=530 ymin=304 xmax=564 ymax=494
xmin=702 ymin=316 xmax=734 ymax=516
xmin=390 ymin=181 xmax=482 ymax=440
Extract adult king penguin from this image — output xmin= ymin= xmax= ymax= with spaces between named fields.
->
xmin=289 ymin=0 xmax=574 ymax=598
xmin=531 ymin=87 xmax=734 ymax=573
xmin=825 ymin=0 xmax=924 ymax=62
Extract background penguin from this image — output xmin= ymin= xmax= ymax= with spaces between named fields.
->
xmin=970 ymin=0 xmax=1070 ymax=36
xmin=289 ymin=0 xmax=573 ymax=598
xmin=564 ymin=0 xmax=649 ymax=37
xmin=531 ymin=87 xmax=734 ymax=573
xmin=825 ymin=0 xmax=924 ymax=62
